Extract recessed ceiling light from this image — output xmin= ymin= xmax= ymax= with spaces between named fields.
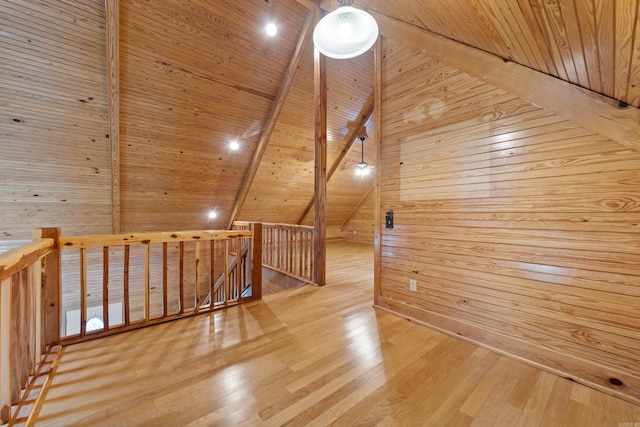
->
xmin=208 ymin=211 xmax=217 ymax=219
xmin=266 ymin=23 xmax=277 ymax=37
xmin=229 ymin=140 xmax=240 ymax=150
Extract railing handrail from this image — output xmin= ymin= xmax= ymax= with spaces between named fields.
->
xmin=233 ymin=221 xmax=313 ymax=232
xmin=59 ymin=229 xmax=251 ymax=249
xmin=0 ymin=238 xmax=55 ymax=282
xmin=262 ymin=222 xmax=313 ymax=231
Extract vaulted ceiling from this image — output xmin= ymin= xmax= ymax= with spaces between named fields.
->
xmin=118 ymin=0 xmax=640 ymax=233
xmin=3 ymin=0 xmax=638 ymax=237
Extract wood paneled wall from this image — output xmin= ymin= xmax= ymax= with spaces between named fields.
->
xmin=341 ymin=188 xmax=374 ymax=243
xmin=1 ymin=0 xmax=112 ymax=239
xmin=376 ymin=37 xmax=640 ymax=404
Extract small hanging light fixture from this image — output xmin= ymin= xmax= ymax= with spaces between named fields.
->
xmin=313 ymin=0 xmax=379 ymax=59
xmin=355 ymin=127 xmax=370 ymax=176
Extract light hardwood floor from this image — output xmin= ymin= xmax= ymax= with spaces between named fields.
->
xmin=33 ymin=242 xmax=640 ymax=426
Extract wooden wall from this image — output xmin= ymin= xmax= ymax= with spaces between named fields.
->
xmin=341 ymin=188 xmax=374 ymax=243
xmin=376 ymin=35 xmax=640 ymax=404
xmin=1 ymin=0 xmax=112 ymax=239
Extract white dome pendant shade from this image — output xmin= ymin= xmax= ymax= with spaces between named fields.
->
xmin=313 ymin=4 xmax=379 ymax=59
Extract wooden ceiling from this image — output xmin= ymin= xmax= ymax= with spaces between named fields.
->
xmin=117 ymin=0 xmax=639 ymax=233
xmin=333 ymin=0 xmax=640 ymax=108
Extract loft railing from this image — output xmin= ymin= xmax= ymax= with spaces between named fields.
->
xmin=233 ymin=221 xmax=314 ymax=284
xmin=58 ymin=225 xmax=262 ymax=345
xmin=0 ymin=224 xmax=263 ymax=426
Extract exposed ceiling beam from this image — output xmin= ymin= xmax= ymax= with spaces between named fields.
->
xmin=373 ymin=11 xmax=640 ymax=151
xmin=296 ymin=0 xmax=321 ymax=9
xmin=226 ymin=10 xmax=316 ymax=229
xmin=297 ymin=92 xmax=375 ymax=224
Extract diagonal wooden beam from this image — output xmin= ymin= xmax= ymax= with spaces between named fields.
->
xmin=340 ymin=182 xmax=374 ymax=232
xmin=226 ymin=10 xmax=316 ymax=229
xmin=373 ymin=11 xmax=640 ymax=151
xmin=297 ymin=91 xmax=375 ymax=224
xmin=296 ymin=0 xmax=321 ymax=9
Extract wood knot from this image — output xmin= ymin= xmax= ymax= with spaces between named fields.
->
xmin=141 ymin=239 xmax=151 ymax=244
xmin=63 ymin=242 xmax=73 ymax=246
xmin=609 ymin=378 xmax=623 ymax=386
xmin=192 ymin=236 xmax=201 ymax=240
xmin=170 ymin=234 xmax=178 ymax=238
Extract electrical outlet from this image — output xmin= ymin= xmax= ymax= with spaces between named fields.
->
xmin=409 ymin=279 xmax=417 ymax=292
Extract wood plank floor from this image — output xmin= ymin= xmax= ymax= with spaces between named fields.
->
xmin=33 ymin=241 xmax=640 ymax=426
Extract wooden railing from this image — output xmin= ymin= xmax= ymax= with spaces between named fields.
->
xmin=0 ymin=228 xmax=60 ymax=426
xmin=58 ymin=225 xmax=262 ymax=344
xmin=0 ymin=224 xmax=263 ymax=425
xmin=234 ymin=222 xmax=314 ymax=284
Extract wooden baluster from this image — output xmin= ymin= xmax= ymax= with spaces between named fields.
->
xmin=31 ymin=261 xmax=41 ymax=372
xmin=224 ymin=239 xmax=230 ymax=306
xmin=103 ymin=246 xmax=109 ymax=330
xmin=21 ymin=268 xmax=31 ymax=384
xmin=80 ymin=248 xmax=87 ymax=337
xmin=123 ymin=245 xmax=130 ymax=326
xmin=11 ymin=273 xmax=21 ymax=405
xmin=144 ymin=243 xmax=150 ymax=321
xmin=162 ymin=243 xmax=168 ymax=317
xmin=297 ymin=231 xmax=301 ymax=278
xmin=179 ymin=242 xmax=184 ymax=314
xmin=251 ymin=223 xmax=262 ymax=300
xmin=194 ymin=241 xmax=201 ymax=311
xmin=303 ymin=232 xmax=309 ymax=280
xmin=267 ymin=228 xmax=271 ymax=266
xmin=209 ymin=240 xmax=215 ymax=310
xmin=287 ymin=230 xmax=296 ymax=274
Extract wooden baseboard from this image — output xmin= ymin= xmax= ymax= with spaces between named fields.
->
xmin=374 ymin=295 xmax=640 ymax=406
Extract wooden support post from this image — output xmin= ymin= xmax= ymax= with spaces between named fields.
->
xmin=313 ymin=25 xmax=327 ymax=286
xmin=251 ymin=223 xmax=263 ymax=300
xmin=373 ymin=38 xmax=382 ymax=305
xmin=35 ymin=228 xmax=61 ymax=347
xmin=106 ymin=0 xmax=120 ymax=233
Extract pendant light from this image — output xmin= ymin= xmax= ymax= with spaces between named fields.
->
xmin=313 ymin=0 xmax=379 ymax=59
xmin=355 ymin=128 xmax=370 ymax=176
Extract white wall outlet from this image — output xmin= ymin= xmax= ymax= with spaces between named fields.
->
xmin=409 ymin=279 xmax=417 ymax=292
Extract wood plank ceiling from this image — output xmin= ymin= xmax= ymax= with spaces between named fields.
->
xmin=119 ymin=0 xmax=640 ymax=233
xmin=331 ymin=0 xmax=640 ymax=108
